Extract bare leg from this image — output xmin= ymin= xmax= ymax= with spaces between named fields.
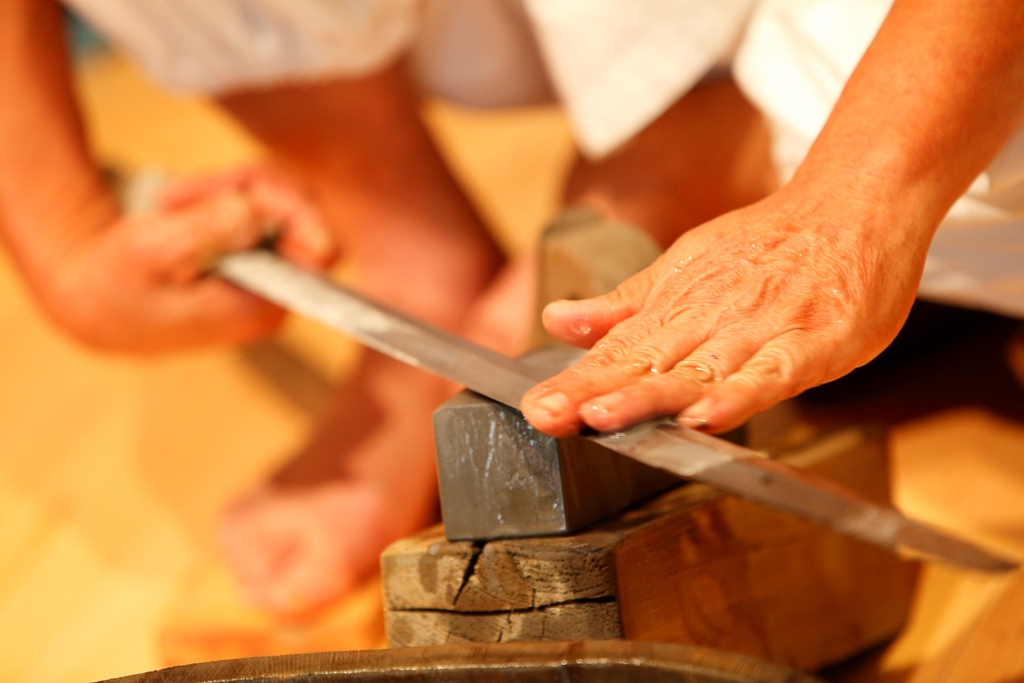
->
xmin=564 ymin=77 xmax=777 ymax=249
xmin=217 ymin=63 xmax=507 ymax=614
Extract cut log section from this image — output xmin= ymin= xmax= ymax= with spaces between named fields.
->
xmin=383 ymin=424 xmax=917 ymax=673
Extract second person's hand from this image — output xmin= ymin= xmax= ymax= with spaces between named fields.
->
xmin=39 ymin=166 xmax=337 ymax=352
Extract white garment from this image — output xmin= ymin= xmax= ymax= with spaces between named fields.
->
xmin=64 ymin=0 xmax=420 ymax=93
xmin=522 ymin=0 xmax=755 ymax=157
xmin=65 ymin=0 xmax=753 ymax=158
xmin=65 ymin=0 xmax=1024 ymax=318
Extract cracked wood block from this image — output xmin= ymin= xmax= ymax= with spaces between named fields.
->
xmin=382 ymin=424 xmax=917 ymax=673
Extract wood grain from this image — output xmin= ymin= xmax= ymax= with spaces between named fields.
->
xmin=383 ymin=426 xmax=918 ymax=672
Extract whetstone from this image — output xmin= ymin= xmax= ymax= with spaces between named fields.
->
xmin=382 ymin=419 xmax=917 ymax=673
xmin=434 ymin=344 xmax=680 ymax=540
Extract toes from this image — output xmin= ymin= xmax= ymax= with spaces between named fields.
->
xmin=219 ymin=483 xmax=389 ymax=614
xmin=220 ymin=495 xmax=298 ymax=606
xmin=261 ymin=536 xmax=346 ymax=614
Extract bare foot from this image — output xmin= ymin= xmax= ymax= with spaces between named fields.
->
xmin=219 ymin=256 xmax=536 ymax=615
xmin=221 ymin=480 xmax=390 ymax=615
xmin=220 ymin=349 xmax=448 ymax=614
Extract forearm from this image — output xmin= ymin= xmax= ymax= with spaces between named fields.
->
xmin=0 ymin=0 xmax=117 ymax=295
xmin=790 ymin=0 xmax=1024 ymax=240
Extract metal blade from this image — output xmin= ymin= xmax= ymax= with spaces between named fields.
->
xmin=217 ymin=250 xmax=1017 ymax=572
xmin=591 ymin=423 xmax=1017 ymax=571
xmin=217 ymin=250 xmax=546 ymax=407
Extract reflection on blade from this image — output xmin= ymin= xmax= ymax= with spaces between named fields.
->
xmin=217 ymin=250 xmax=1018 ymax=572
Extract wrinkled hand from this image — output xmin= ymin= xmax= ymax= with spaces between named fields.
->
xmin=45 ymin=167 xmax=337 ymax=352
xmin=521 ymin=189 xmax=929 ymax=436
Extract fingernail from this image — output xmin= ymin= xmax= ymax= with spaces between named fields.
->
xmin=588 ymin=392 xmax=624 ymax=416
xmin=680 ymin=399 xmax=712 ymax=429
xmin=569 ymin=319 xmax=593 ymax=338
xmin=532 ymin=392 xmax=571 ymax=418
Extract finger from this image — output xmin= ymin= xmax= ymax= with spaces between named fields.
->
xmin=182 ymin=277 xmax=285 ymax=339
xmin=246 ymin=177 xmax=338 ymax=269
xmin=121 ymin=276 xmax=283 ymax=352
xmin=678 ymin=332 xmax=824 ymax=434
xmin=541 ymin=268 xmax=655 ymax=347
xmin=110 ymin=287 xmax=283 ymax=353
xmin=522 ymin=314 xmax=709 ymax=437
xmin=140 ymin=191 xmax=265 ymax=283
xmin=158 ymin=167 xmax=256 ymax=210
xmin=577 ymin=329 xmax=764 ymax=432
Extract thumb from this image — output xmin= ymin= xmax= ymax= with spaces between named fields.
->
xmin=145 ymin=191 xmax=264 ymax=283
xmin=542 ymin=270 xmax=654 ymax=347
xmin=158 ymin=168 xmax=254 ymax=210
xmin=246 ymin=176 xmax=338 ymax=270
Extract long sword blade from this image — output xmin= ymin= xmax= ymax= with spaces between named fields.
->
xmin=217 ymin=250 xmax=1017 ymax=572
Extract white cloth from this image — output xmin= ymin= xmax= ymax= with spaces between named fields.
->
xmin=64 ymin=0 xmax=420 ymax=93
xmin=522 ymin=0 xmax=755 ymax=157
xmin=65 ymin=0 xmax=1024 ymax=318
xmin=65 ymin=0 xmax=753 ymax=158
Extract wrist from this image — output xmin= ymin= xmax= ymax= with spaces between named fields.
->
xmin=12 ymin=187 xmax=120 ymax=317
xmin=13 ymin=181 xmax=117 ymax=280
xmin=780 ymin=148 xmax=944 ymax=252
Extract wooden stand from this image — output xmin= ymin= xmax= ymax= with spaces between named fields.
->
xmin=382 ymin=423 xmax=917 ymax=672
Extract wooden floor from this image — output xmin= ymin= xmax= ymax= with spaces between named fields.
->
xmin=1 ymin=51 xmax=1022 ymax=683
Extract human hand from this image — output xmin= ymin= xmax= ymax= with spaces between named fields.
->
xmin=159 ymin=166 xmax=337 ymax=271
xmin=520 ymin=188 xmax=930 ymax=436
xmin=42 ymin=166 xmax=337 ymax=352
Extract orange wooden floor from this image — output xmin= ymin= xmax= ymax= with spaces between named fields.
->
xmin=1 ymin=50 xmax=1023 ymax=683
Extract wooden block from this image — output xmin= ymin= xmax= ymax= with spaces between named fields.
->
xmin=383 ymin=424 xmax=917 ymax=673
xmin=435 ymin=210 xmax=678 ymax=541
xmin=532 ymin=207 xmax=662 ymax=348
